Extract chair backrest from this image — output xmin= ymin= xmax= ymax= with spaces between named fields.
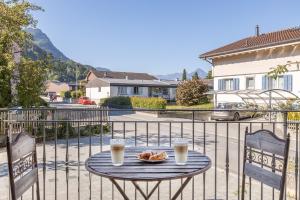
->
xmin=241 ymin=128 xmax=290 ymax=200
xmin=7 ymin=131 xmax=40 ymax=200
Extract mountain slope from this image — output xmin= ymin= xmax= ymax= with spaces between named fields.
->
xmin=23 ymin=28 xmax=109 ymax=82
xmin=156 ymin=68 xmax=207 ymax=80
xmin=26 ymin=28 xmax=69 ymax=61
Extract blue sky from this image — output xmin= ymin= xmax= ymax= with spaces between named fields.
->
xmin=30 ymin=0 xmax=300 ymax=75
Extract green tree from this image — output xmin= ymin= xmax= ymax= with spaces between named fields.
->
xmin=267 ymin=61 xmax=299 ymax=79
xmin=206 ymin=70 xmax=213 ymax=79
xmin=17 ymin=57 xmax=50 ymax=107
xmin=192 ymin=72 xmax=199 ymax=80
xmin=182 ymin=69 xmax=187 ymax=80
xmin=0 ymin=0 xmax=45 ymax=107
xmin=176 ymin=79 xmax=209 ymax=106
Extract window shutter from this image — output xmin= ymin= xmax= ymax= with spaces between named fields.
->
xmin=235 ymin=78 xmax=240 ymax=90
xmin=262 ymin=76 xmax=267 ymax=90
xmin=233 ymin=78 xmax=239 ymax=90
xmin=218 ymin=79 xmax=222 ymax=91
xmin=284 ymin=75 xmax=288 ymax=90
xmin=284 ymin=75 xmax=293 ymax=91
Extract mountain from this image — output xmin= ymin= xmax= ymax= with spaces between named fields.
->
xmin=95 ymin=67 xmax=110 ymax=71
xmin=23 ymin=28 xmax=109 ymax=82
xmin=26 ymin=28 xmax=69 ymax=61
xmin=156 ymin=68 xmax=208 ymax=80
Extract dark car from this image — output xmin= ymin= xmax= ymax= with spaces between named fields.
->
xmin=211 ymin=102 xmax=256 ymax=121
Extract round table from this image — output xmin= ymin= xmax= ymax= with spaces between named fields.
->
xmin=85 ymin=147 xmax=211 ymax=200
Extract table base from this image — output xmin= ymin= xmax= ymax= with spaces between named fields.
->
xmin=109 ymin=177 xmax=192 ymax=200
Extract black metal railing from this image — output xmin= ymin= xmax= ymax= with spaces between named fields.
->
xmin=0 ymin=108 xmax=299 ymax=200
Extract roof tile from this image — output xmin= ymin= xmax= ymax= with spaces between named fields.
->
xmin=200 ymin=27 xmax=300 ymax=58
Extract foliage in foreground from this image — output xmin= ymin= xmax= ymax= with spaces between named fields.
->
xmin=0 ymin=0 xmax=49 ymax=108
xmin=100 ymin=96 xmax=167 ymax=109
xmin=176 ymin=79 xmax=209 ymax=106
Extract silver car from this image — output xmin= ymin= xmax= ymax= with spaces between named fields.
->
xmin=212 ymin=102 xmax=256 ymax=121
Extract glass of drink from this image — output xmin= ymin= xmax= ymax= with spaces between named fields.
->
xmin=173 ymin=138 xmax=188 ymax=165
xmin=110 ymin=139 xmax=125 ymax=166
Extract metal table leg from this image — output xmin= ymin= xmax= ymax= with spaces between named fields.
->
xmin=171 ymin=177 xmax=192 ymax=200
xmin=110 ymin=177 xmax=192 ymax=200
xmin=110 ymin=178 xmax=130 ymax=200
xmin=132 ymin=180 xmax=161 ymax=200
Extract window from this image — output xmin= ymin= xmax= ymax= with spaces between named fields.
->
xmin=224 ymin=79 xmax=233 ymax=90
xmin=162 ymin=88 xmax=169 ymax=95
xmin=118 ymin=86 xmax=127 ymax=95
xmin=262 ymin=75 xmax=293 ymax=91
xmin=218 ymin=78 xmax=239 ymax=91
xmin=277 ymin=76 xmax=284 ymax=89
xmin=98 ymin=87 xmax=101 ymax=92
xmin=246 ymin=77 xmax=255 ymax=89
xmin=133 ymin=86 xmax=140 ymax=95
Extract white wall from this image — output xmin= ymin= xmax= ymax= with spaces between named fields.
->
xmin=213 ymin=45 xmax=300 ymax=77
xmin=87 ymin=85 xmax=178 ymax=101
xmin=86 ymin=86 xmax=110 ymax=102
xmin=169 ymin=88 xmax=176 ymax=100
xmin=212 ymin=45 xmax=300 ymax=106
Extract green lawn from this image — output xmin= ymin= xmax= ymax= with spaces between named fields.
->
xmin=166 ymin=102 xmax=214 ymax=109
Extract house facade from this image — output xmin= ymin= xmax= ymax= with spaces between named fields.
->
xmin=86 ymin=78 xmax=177 ymax=102
xmin=45 ymin=80 xmax=70 ymax=96
xmin=200 ymin=27 xmax=300 ymax=106
xmin=85 ymin=70 xmax=178 ymax=102
xmin=86 ymin=70 xmax=157 ymax=82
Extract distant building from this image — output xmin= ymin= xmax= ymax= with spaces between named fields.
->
xmin=86 ymin=78 xmax=178 ymax=102
xmin=200 ymin=26 xmax=300 ymax=105
xmin=45 ymin=80 xmax=70 ymax=96
xmin=86 ymin=70 xmax=157 ymax=82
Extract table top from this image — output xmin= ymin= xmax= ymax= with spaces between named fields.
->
xmin=85 ymin=147 xmax=211 ymax=181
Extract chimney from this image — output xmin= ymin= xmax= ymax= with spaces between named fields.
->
xmin=255 ymin=25 xmax=260 ymax=36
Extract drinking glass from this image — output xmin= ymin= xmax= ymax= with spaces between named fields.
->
xmin=110 ymin=139 xmax=125 ymax=166
xmin=173 ymin=138 xmax=188 ymax=165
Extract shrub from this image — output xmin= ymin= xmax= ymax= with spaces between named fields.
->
xmin=100 ymin=96 xmax=132 ymax=108
xmin=60 ymin=90 xmax=71 ymax=99
xmin=99 ymin=96 xmax=167 ymax=109
xmin=130 ymin=96 xmax=167 ymax=109
xmin=71 ymin=90 xmax=83 ymax=98
xmin=81 ymin=124 xmax=110 ymax=136
xmin=176 ymin=79 xmax=209 ymax=106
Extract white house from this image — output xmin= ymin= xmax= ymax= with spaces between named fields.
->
xmin=85 ymin=78 xmax=178 ymax=102
xmin=200 ymin=26 xmax=300 ymax=106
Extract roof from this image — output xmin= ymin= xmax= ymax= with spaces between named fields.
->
xmin=200 ymin=27 xmax=300 ymax=59
xmin=88 ymin=70 xmax=157 ymax=80
xmin=86 ymin=78 xmax=179 ymax=88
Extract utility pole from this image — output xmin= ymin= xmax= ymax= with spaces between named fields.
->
xmin=76 ymin=64 xmax=79 ymax=99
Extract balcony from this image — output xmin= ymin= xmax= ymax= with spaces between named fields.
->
xmin=0 ymin=108 xmax=299 ymax=200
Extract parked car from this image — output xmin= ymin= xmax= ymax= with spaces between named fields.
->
xmin=78 ymin=97 xmax=96 ymax=105
xmin=212 ymin=102 xmax=257 ymax=121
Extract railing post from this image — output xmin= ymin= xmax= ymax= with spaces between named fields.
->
xmin=283 ymin=111 xmax=288 ymax=139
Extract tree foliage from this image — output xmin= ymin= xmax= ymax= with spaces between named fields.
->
xmin=176 ymin=79 xmax=209 ymax=106
xmin=192 ymin=72 xmax=199 ymax=80
xmin=267 ymin=61 xmax=299 ymax=79
xmin=182 ymin=69 xmax=187 ymax=80
xmin=17 ymin=57 xmax=50 ymax=107
xmin=0 ymin=0 xmax=48 ymax=108
xmin=206 ymin=70 xmax=213 ymax=79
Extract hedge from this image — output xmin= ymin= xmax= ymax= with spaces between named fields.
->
xmin=288 ymin=112 xmax=300 ymax=121
xmin=71 ymin=90 xmax=83 ymax=98
xmin=100 ymin=96 xmax=167 ymax=109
